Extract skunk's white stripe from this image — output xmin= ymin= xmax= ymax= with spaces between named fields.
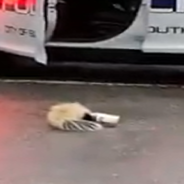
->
xmin=60 ymin=120 xmax=103 ymax=132
xmin=70 ymin=120 xmax=85 ymax=131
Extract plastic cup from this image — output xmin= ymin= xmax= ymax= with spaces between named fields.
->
xmin=90 ymin=112 xmax=120 ymax=127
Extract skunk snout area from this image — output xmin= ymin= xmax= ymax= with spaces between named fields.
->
xmin=82 ymin=113 xmax=96 ymax=121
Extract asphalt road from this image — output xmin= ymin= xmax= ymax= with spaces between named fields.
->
xmin=1 ymin=81 xmax=184 ymax=184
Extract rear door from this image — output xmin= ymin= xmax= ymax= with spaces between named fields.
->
xmin=0 ymin=0 xmax=46 ymax=64
xmin=143 ymin=0 xmax=184 ymax=53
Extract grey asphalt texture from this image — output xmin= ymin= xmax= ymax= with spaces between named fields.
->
xmin=0 ymin=81 xmax=184 ymax=184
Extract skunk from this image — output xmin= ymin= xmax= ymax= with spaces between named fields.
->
xmin=47 ymin=102 xmax=103 ymax=132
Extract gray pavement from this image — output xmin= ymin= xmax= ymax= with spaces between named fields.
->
xmin=0 ymin=81 xmax=184 ymax=184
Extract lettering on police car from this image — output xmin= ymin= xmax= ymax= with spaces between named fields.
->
xmin=0 ymin=0 xmax=36 ymax=15
xmin=149 ymin=26 xmax=184 ymax=34
xmin=5 ymin=25 xmax=36 ymax=38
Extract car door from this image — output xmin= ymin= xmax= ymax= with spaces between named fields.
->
xmin=0 ymin=0 xmax=47 ymax=64
xmin=143 ymin=0 xmax=184 ymax=53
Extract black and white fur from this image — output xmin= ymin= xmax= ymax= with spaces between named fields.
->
xmin=47 ymin=102 xmax=103 ymax=132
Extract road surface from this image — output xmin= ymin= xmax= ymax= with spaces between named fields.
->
xmin=0 ymin=81 xmax=184 ymax=184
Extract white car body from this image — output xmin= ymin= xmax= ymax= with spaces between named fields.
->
xmin=0 ymin=0 xmax=183 ymax=65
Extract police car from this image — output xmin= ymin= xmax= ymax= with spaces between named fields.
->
xmin=0 ymin=0 xmax=183 ymax=66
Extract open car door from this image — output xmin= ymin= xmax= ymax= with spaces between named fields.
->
xmin=0 ymin=0 xmax=46 ymax=64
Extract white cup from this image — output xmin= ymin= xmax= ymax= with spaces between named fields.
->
xmin=90 ymin=112 xmax=120 ymax=126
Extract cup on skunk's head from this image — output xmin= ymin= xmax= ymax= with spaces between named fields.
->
xmin=90 ymin=112 xmax=120 ymax=127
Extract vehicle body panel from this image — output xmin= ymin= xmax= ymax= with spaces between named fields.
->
xmin=143 ymin=0 xmax=184 ymax=53
xmin=0 ymin=0 xmax=184 ymax=65
xmin=0 ymin=0 xmax=46 ymax=64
